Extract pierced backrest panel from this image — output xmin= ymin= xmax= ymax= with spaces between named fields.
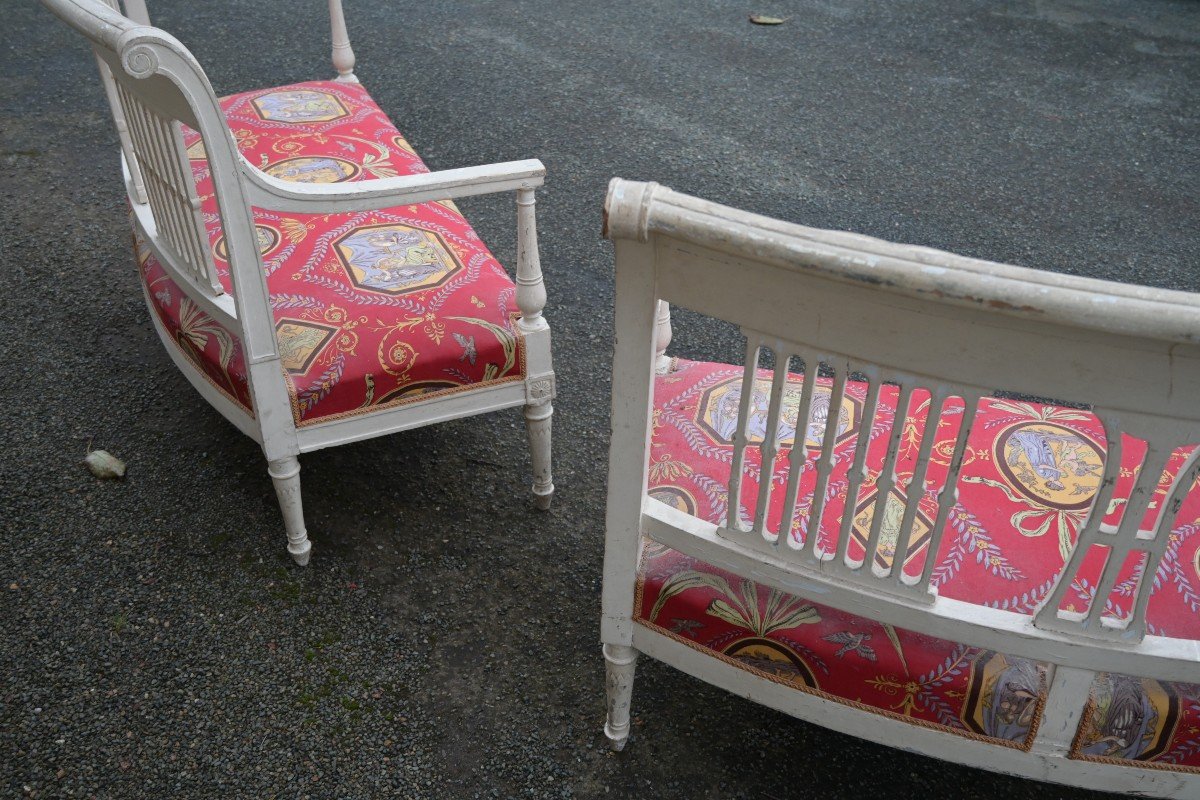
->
xmin=1034 ymin=421 xmax=1200 ymax=642
xmin=43 ymin=0 xmax=279 ymax=337
xmin=110 ymin=78 xmax=222 ymax=295
xmin=605 ymin=179 xmax=1200 ymax=648
xmin=84 ymin=0 xmax=222 ymax=296
xmin=716 ymin=328 xmax=1200 ymax=643
xmin=720 ymin=334 xmax=983 ymax=605
xmin=93 ymin=0 xmax=147 ymax=204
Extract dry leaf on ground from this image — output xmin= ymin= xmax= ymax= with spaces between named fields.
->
xmin=85 ymin=449 xmax=126 ymax=479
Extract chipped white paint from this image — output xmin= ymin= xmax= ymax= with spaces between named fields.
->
xmin=601 ymin=178 xmax=1200 ymax=795
xmin=42 ymin=0 xmax=555 ymax=564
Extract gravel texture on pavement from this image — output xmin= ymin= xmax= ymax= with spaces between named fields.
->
xmin=2 ymin=1 xmax=1198 ymax=798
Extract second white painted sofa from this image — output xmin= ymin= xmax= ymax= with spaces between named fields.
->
xmin=602 ymin=179 xmax=1200 ymax=797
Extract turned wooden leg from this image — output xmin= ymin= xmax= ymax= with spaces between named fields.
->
xmin=603 ymin=643 xmax=638 ymax=751
xmin=524 ymin=400 xmax=554 ymax=510
xmin=268 ymin=456 xmax=311 ymax=566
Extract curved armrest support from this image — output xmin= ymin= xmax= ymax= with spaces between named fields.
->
xmin=240 ymin=157 xmax=546 ymax=214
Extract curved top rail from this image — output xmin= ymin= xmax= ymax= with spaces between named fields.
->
xmin=605 ymin=178 xmax=1200 ymax=346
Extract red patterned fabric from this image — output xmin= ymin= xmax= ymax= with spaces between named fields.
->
xmin=637 ymin=358 xmax=1200 ymax=761
xmin=136 ymin=81 xmax=524 ymax=425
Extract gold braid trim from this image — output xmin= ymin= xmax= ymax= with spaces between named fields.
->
xmin=635 ymin=617 xmax=1041 ymax=751
xmin=1067 ymin=682 xmax=1200 ymax=774
xmin=632 ymin=542 xmax=1048 ymax=752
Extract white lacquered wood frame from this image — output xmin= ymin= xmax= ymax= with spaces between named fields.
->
xmin=601 ymin=178 xmax=1200 ymax=796
xmin=636 ymin=626 xmax=1195 ymax=798
xmin=43 ymin=0 xmax=555 ymax=564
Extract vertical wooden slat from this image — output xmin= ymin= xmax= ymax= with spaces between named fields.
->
xmin=774 ymin=352 xmax=818 ymax=549
xmin=136 ymin=100 xmax=184 ymax=268
xmin=152 ymin=113 xmax=185 ymax=189
xmin=726 ymin=337 xmax=763 ymax=532
xmin=835 ymin=370 xmax=882 ymax=568
xmin=93 ymin=49 xmax=147 ymax=204
xmin=156 ymin=116 xmax=203 ymax=283
xmin=123 ymin=89 xmax=181 ymax=258
xmin=919 ymin=395 xmax=979 ymax=589
xmin=891 ymin=390 xmax=946 ymax=583
xmin=1123 ymin=446 xmax=1200 ymax=638
xmin=797 ymin=359 xmax=846 ymax=557
xmin=785 ymin=353 xmax=820 ymax=542
xmin=863 ymin=383 xmax=913 ymax=574
xmin=1035 ymin=419 xmax=1123 ymax=628
xmin=1085 ymin=445 xmax=1170 ymax=628
xmin=148 ymin=113 xmax=191 ymax=276
xmin=114 ymin=77 xmax=221 ymax=295
xmin=751 ymin=349 xmax=797 ymax=538
xmin=127 ymin=88 xmax=167 ymax=189
xmin=164 ymin=117 xmax=218 ymax=291
xmin=116 ymin=83 xmax=154 ymax=186
xmin=129 ymin=98 xmax=182 ymax=256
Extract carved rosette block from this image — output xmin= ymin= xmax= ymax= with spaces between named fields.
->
xmin=527 ymin=376 xmax=555 ymax=404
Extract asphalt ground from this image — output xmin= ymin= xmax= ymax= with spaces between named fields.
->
xmin=2 ymin=1 xmax=1198 ymax=797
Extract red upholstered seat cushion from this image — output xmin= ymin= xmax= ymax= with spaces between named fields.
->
xmin=638 ymin=358 xmax=1200 ymax=768
xmin=135 ymin=81 xmax=524 ymax=425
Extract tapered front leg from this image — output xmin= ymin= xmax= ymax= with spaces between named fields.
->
xmin=603 ymin=643 xmax=638 ymax=751
xmin=525 ymin=400 xmax=554 ymax=510
xmin=269 ymin=456 xmax=311 ymax=566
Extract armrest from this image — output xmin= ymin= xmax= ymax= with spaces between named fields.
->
xmin=239 ymin=157 xmax=546 ymax=214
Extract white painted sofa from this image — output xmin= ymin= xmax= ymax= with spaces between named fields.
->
xmin=601 ymin=179 xmax=1200 ymax=796
xmin=40 ymin=0 xmax=555 ymax=564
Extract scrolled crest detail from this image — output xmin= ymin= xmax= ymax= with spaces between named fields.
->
xmin=120 ymin=42 xmax=160 ymax=78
